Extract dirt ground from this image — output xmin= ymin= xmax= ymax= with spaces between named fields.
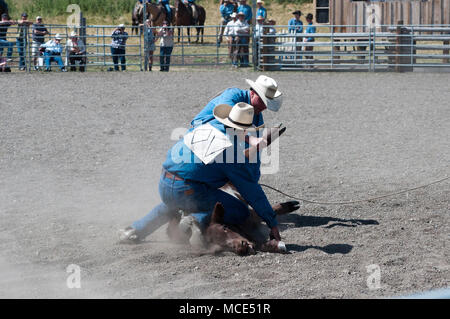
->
xmin=0 ymin=71 xmax=449 ymax=299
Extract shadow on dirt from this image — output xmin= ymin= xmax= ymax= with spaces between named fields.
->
xmin=286 ymin=243 xmax=353 ymax=254
xmin=278 ymin=214 xmax=379 ymax=229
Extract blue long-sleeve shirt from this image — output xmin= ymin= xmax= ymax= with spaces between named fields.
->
xmin=237 ymin=4 xmax=252 ymax=23
xmin=191 ymin=88 xmax=264 ymax=128
xmin=305 ymin=22 xmax=316 ymax=42
xmin=163 ymin=119 xmax=277 ymax=228
xmin=256 ymin=7 xmax=267 ymax=19
xmin=220 ymin=3 xmax=235 ymax=20
xmin=288 ymin=18 xmax=303 ymax=33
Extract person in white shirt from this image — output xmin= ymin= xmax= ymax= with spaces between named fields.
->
xmin=233 ymin=11 xmax=250 ymax=67
xmin=224 ymin=12 xmax=237 ymax=64
xmin=254 ymin=15 xmax=265 ymax=64
xmin=66 ymin=31 xmax=86 ymax=72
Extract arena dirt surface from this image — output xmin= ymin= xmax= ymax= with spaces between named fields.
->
xmin=0 ymin=71 xmax=449 ymax=298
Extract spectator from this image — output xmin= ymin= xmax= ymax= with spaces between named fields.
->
xmin=0 ymin=55 xmax=11 ymax=72
xmin=157 ymin=20 xmax=174 ymax=72
xmin=234 ymin=12 xmax=250 ymax=67
xmin=256 ymin=0 xmax=267 ymax=20
xmin=217 ymin=0 xmax=236 ymax=46
xmin=303 ymin=13 xmax=316 ymax=66
xmin=110 ymin=24 xmax=128 ymax=71
xmin=288 ymin=10 xmax=303 ymax=59
xmin=66 ymin=31 xmax=86 ymax=72
xmin=224 ymin=12 xmax=237 ymax=65
xmin=141 ymin=19 xmax=156 ymax=71
xmin=254 ymin=15 xmax=265 ymax=64
xmin=31 ymin=16 xmax=49 ymax=70
xmin=17 ymin=13 xmax=33 ymax=71
xmin=40 ymin=33 xmax=66 ymax=72
xmin=0 ymin=13 xmax=16 ymax=61
xmin=237 ymin=0 xmax=252 ymax=24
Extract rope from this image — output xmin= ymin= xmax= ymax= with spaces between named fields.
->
xmin=259 ymin=176 xmax=450 ymax=205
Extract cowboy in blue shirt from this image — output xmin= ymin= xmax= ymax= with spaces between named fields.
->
xmin=120 ymin=76 xmax=287 ymax=246
xmin=288 ymin=10 xmax=303 ymax=33
xmin=256 ymin=0 xmax=267 ymax=20
xmin=304 ymin=13 xmax=316 ymax=42
xmin=237 ymin=0 xmax=252 ymax=24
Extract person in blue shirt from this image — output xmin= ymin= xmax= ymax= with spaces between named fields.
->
xmin=40 ymin=34 xmax=66 ymax=72
xmin=288 ymin=10 xmax=303 ymax=60
xmin=237 ymin=0 xmax=252 ymax=24
xmin=218 ymin=0 xmax=236 ymax=45
xmin=119 ymin=76 xmax=287 ymax=249
xmin=256 ymin=0 xmax=267 ymax=20
xmin=304 ymin=13 xmax=316 ymax=66
xmin=288 ymin=10 xmax=303 ymax=34
xmin=159 ymin=0 xmax=173 ymax=24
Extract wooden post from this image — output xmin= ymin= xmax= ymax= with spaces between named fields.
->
xmin=395 ymin=20 xmax=412 ymax=72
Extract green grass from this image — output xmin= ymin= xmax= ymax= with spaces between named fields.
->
xmin=6 ymin=0 xmax=136 ymax=20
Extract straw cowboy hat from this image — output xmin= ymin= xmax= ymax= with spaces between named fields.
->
xmin=70 ymin=31 xmax=78 ymax=37
xmin=213 ymin=103 xmax=263 ymax=130
xmin=54 ymin=33 xmax=62 ymax=40
xmin=245 ymin=75 xmax=283 ymax=112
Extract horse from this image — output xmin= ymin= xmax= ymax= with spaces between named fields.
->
xmin=175 ymin=0 xmax=206 ymax=43
xmin=131 ymin=1 xmax=144 ymax=35
xmin=147 ymin=2 xmax=176 ymax=27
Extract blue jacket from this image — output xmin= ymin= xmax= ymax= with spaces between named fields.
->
xmin=162 ymin=119 xmax=277 ymax=228
xmin=256 ymin=7 xmax=267 ymax=19
xmin=288 ymin=18 xmax=303 ymax=33
xmin=237 ymin=4 xmax=252 ymax=23
xmin=305 ymin=22 xmax=316 ymax=42
xmin=191 ymin=88 xmax=264 ymax=128
xmin=220 ymin=4 xmax=235 ymax=20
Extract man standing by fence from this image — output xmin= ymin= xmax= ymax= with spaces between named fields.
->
xmin=234 ymin=12 xmax=250 ymax=67
xmin=110 ymin=24 xmax=128 ymax=71
xmin=0 ymin=13 xmax=15 ymax=61
xmin=218 ymin=0 xmax=236 ymax=46
xmin=16 ymin=13 xmax=33 ymax=71
xmin=32 ymin=16 xmax=48 ymax=70
xmin=224 ymin=12 xmax=237 ymax=65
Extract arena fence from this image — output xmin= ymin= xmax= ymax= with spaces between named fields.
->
xmin=258 ymin=24 xmax=450 ymax=72
xmin=1 ymin=23 xmax=449 ymax=72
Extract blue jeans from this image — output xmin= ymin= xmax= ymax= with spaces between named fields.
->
xmin=132 ymin=170 xmax=251 ymax=239
xmin=16 ymin=39 xmax=26 ymax=68
xmin=111 ymin=47 xmax=126 ymax=71
xmin=160 ymin=46 xmax=173 ymax=71
xmin=0 ymin=39 xmax=14 ymax=58
xmin=44 ymin=51 xmax=64 ymax=70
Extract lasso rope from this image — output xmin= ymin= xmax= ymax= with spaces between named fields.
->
xmin=260 ymin=176 xmax=450 ymax=205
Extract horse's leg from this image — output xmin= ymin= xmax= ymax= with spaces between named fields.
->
xmin=178 ymin=27 xmax=181 ymax=43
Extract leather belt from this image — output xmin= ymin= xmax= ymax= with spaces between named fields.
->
xmin=164 ymin=170 xmax=184 ymax=181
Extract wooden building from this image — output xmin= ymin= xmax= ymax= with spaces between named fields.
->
xmin=314 ymin=0 xmax=450 ymax=31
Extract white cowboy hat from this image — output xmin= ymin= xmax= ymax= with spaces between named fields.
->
xmin=257 ymin=0 xmax=264 ymax=3
xmin=213 ymin=103 xmax=263 ymax=131
xmin=118 ymin=24 xmax=125 ymax=28
xmin=230 ymin=12 xmax=237 ymax=18
xmin=54 ymin=33 xmax=62 ymax=40
xmin=245 ymin=75 xmax=283 ymax=112
xmin=70 ymin=31 xmax=78 ymax=37
xmin=256 ymin=15 xmax=265 ymax=20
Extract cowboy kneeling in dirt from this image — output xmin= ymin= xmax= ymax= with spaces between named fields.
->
xmin=119 ymin=104 xmax=298 ymax=254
